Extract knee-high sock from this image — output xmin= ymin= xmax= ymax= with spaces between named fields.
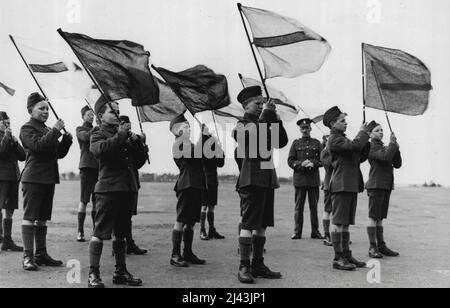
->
xmin=113 ymin=240 xmax=126 ymax=269
xmin=183 ymin=229 xmax=194 ymax=255
xmin=172 ymin=230 xmax=183 ymax=256
xmin=2 ymin=218 xmax=13 ymax=241
xmin=331 ymin=232 xmax=342 ymax=260
xmin=239 ymin=237 xmax=252 ymax=267
xmin=207 ymin=212 xmax=215 ymax=230
xmin=323 ymin=219 xmax=330 ymax=237
xmin=200 ymin=212 xmax=207 ymax=231
xmin=342 ymin=232 xmax=351 ymax=254
xmin=34 ymin=225 xmax=47 ymax=255
xmin=367 ymin=227 xmax=377 ymax=248
xmin=376 ymin=226 xmax=385 ymax=246
xmin=77 ymin=212 xmax=86 ymax=234
xmin=89 ymin=241 xmax=103 ymax=270
xmin=252 ymin=235 xmax=266 ymax=264
xmin=22 ymin=225 xmax=35 ymax=257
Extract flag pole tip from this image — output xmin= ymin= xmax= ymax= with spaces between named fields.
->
xmin=237 ymin=3 xmax=242 ymax=9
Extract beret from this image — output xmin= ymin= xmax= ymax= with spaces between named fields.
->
xmin=27 ymin=92 xmax=46 ymax=109
xmin=237 ymin=86 xmax=262 ymax=105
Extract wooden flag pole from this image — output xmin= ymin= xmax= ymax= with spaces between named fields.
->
xmin=57 ymin=29 xmax=121 ymax=122
xmin=371 ymin=61 xmax=393 ymax=133
xmin=84 ymin=98 xmax=102 ymax=124
xmin=237 ymin=3 xmax=270 ymax=98
xmin=150 ymin=64 xmax=203 ymax=127
xmin=362 ymin=43 xmax=367 ymax=124
xmin=9 ymin=34 xmax=67 ymax=134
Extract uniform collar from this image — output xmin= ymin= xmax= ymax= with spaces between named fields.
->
xmin=101 ymin=123 xmax=118 ymax=133
xmin=83 ymin=122 xmax=94 ymax=129
xmin=29 ymin=117 xmax=46 ymax=127
xmin=243 ymin=112 xmax=259 ymax=123
xmin=301 ymin=136 xmax=311 ymax=141
xmin=330 ymin=128 xmax=345 ymax=137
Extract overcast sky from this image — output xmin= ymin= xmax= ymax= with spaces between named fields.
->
xmin=1 ymin=0 xmax=449 ymax=186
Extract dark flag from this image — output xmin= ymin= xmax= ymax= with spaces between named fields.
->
xmin=152 ymin=65 xmax=231 ymax=114
xmin=137 ymin=77 xmax=186 ymax=123
xmin=363 ymin=43 xmax=432 ymax=116
xmin=29 ymin=62 xmax=69 ymax=73
xmin=58 ymin=29 xmax=159 ymax=106
xmin=0 ymin=82 xmax=15 ymax=96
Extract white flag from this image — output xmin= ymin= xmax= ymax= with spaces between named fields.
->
xmin=240 ymin=5 xmax=331 ymax=79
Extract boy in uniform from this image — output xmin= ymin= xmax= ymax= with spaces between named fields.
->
xmin=288 ymin=118 xmax=324 ymax=240
xmin=87 ymin=98 xmax=147 ymax=288
xmin=365 ymin=122 xmax=402 ymax=258
xmin=0 ymin=111 xmax=26 ymax=252
xmin=323 ymin=106 xmax=371 ymax=271
xmin=119 ymin=115 xmax=149 ymax=255
xmin=170 ymin=114 xmax=219 ymax=267
xmin=233 ymin=86 xmax=288 ymax=284
xmin=76 ymin=106 xmax=99 ymax=242
xmin=20 ymin=93 xmax=73 ymax=271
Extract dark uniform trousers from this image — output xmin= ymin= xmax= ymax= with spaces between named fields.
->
xmin=294 ymin=187 xmax=320 ymax=235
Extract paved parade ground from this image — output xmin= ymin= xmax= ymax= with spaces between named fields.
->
xmin=0 ymin=181 xmax=449 ymax=288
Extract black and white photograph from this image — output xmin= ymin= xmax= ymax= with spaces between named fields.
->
xmin=0 ymin=0 xmax=449 ymax=294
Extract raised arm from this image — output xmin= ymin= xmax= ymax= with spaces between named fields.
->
xmin=329 ymin=130 xmax=370 ymax=154
xmin=90 ymin=129 xmax=128 ymax=159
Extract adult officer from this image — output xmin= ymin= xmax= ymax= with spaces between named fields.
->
xmin=288 ymin=118 xmax=324 ymax=240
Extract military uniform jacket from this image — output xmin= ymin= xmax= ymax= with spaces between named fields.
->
xmin=366 ymin=139 xmax=402 ymax=190
xmin=173 ymin=134 xmax=211 ymax=192
xmin=320 ymin=145 xmax=333 ymax=191
xmin=20 ymin=118 xmax=72 ymax=185
xmin=90 ymin=124 xmax=147 ymax=193
xmin=328 ymin=128 xmax=370 ymax=193
xmin=0 ymin=131 xmax=26 ymax=181
xmin=288 ymin=137 xmax=322 ymax=187
xmin=76 ymin=122 xmax=99 ymax=170
xmin=203 ymin=138 xmax=225 ymax=187
xmin=232 ymin=109 xmax=288 ymax=190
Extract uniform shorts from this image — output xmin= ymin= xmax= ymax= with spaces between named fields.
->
xmin=239 ymin=186 xmax=274 ymax=230
xmin=201 ymin=185 xmax=218 ymax=208
xmin=367 ymin=189 xmax=392 ymax=220
xmin=79 ymin=168 xmax=98 ymax=204
xmin=22 ymin=183 xmax=55 ymax=222
xmin=331 ymin=192 xmax=358 ymax=226
xmin=176 ymin=188 xmax=203 ymax=226
xmin=323 ymin=190 xmax=332 ymax=213
xmin=93 ymin=192 xmax=134 ymax=240
xmin=0 ymin=181 xmax=19 ymax=210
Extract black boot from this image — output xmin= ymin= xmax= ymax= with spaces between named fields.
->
xmin=377 ymin=226 xmax=399 ymax=257
xmin=369 ymin=247 xmax=383 ymax=259
xmin=208 ymin=228 xmax=225 ymax=240
xmin=332 ymin=232 xmax=356 ymax=271
xmin=311 ymin=230 xmax=325 ymax=239
xmin=251 ymin=259 xmax=282 ymax=279
xmin=183 ymin=229 xmax=206 ymax=265
xmin=200 ymin=229 xmax=209 ymax=240
xmin=35 ymin=249 xmax=63 ymax=267
xmin=171 ymin=230 xmax=187 ymax=267
xmin=323 ymin=233 xmax=332 ymax=246
xmin=35 ymin=226 xmax=63 ymax=266
xmin=113 ymin=265 xmax=142 ymax=286
xmin=88 ymin=267 xmax=105 ymax=289
xmin=344 ymin=251 xmax=366 ymax=268
xmin=1 ymin=219 xmax=23 ymax=252
xmin=238 ymin=261 xmax=254 ymax=284
xmin=126 ymin=240 xmax=148 ymax=255
xmin=22 ymin=225 xmax=37 ymax=271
